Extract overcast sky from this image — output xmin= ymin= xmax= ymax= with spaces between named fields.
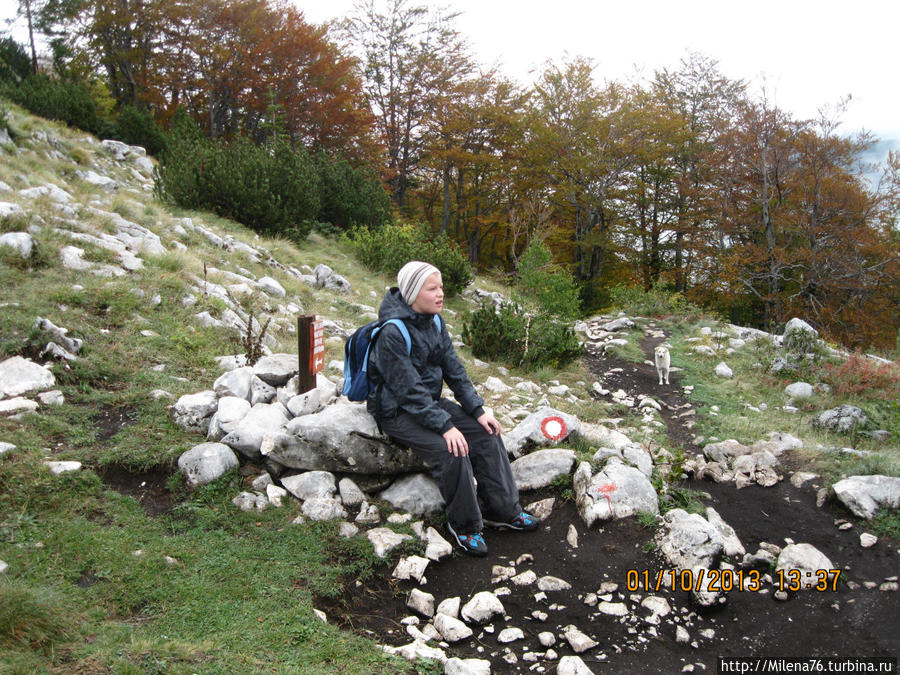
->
xmin=3 ymin=0 xmax=897 ymax=149
xmin=300 ymin=0 xmax=899 ymax=147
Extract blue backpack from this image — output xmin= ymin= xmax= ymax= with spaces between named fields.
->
xmin=342 ymin=314 xmax=442 ymax=401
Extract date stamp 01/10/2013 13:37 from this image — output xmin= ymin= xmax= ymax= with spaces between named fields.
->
xmin=625 ymin=568 xmax=843 ymax=593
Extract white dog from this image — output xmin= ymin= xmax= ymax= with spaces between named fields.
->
xmin=654 ymin=345 xmax=671 ymax=386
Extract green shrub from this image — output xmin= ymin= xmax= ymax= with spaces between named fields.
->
xmin=462 ymin=301 xmax=582 ymax=370
xmin=515 ymin=241 xmax=581 ymax=319
xmin=1 ymin=74 xmax=102 ymax=135
xmin=113 ymin=104 xmax=167 ymax=155
xmin=350 ymin=222 xmax=473 ymax=296
xmin=316 ymin=153 xmax=392 ymax=230
xmin=609 ymin=281 xmax=701 ymax=318
xmin=462 ymin=301 xmax=524 ymax=362
xmin=155 ymin=131 xmax=319 ymax=239
xmin=0 ymin=37 xmax=32 ymax=84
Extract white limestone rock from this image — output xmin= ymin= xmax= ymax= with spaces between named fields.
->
xmin=266 ymin=484 xmax=288 ymax=507
xmin=220 ymin=401 xmax=290 ymax=458
xmin=0 ymin=202 xmax=25 ymax=218
xmin=380 ymin=639 xmax=445 ymax=664
xmin=367 ymin=527 xmax=413 ymax=558
xmin=38 ymin=389 xmax=66 ymax=405
xmin=300 ymin=497 xmax=347 ymax=521
xmin=444 ymin=657 xmax=491 ymax=674
xmin=407 ymin=588 xmax=435 ymax=617
xmin=423 ymin=526 xmax=453 ymax=561
xmin=392 ymin=555 xmax=430 ymax=583
xmin=177 ymin=442 xmax=239 ymax=486
xmin=562 ymin=625 xmax=598 ymax=653
xmin=785 ymin=382 xmax=814 ymax=399
xmin=0 ymin=356 xmax=55 ymax=398
xmin=213 ymin=366 xmax=254 ymax=399
xmin=537 ymin=575 xmax=572 ymax=592
xmin=0 ymin=232 xmax=33 ymax=258
xmin=812 ymin=405 xmax=868 ymax=434
xmin=833 ymin=475 xmax=900 ymax=519
xmin=436 ymin=597 xmax=461 ymax=619
xmin=280 ymin=471 xmax=337 ymax=501
xmin=498 ymin=627 xmax=525 ymax=643
xmin=574 ymin=458 xmax=658 ymax=526
xmin=338 ymin=477 xmax=366 ymax=507
xmin=510 ymin=448 xmax=576 ymax=490
xmin=252 ymin=353 xmax=299 ymax=386
xmin=483 ymin=376 xmax=512 ymax=393
xmin=705 ymin=507 xmax=745 ymax=557
xmin=557 ymin=655 xmax=594 ymax=674
xmin=380 ymin=473 xmax=444 ymax=516
xmin=257 ymin=276 xmax=286 ymax=297
xmin=0 ymin=397 xmax=38 ymax=414
xmin=433 ymin=612 xmax=473 ymax=642
xmin=271 ymin=402 xmax=424 ymax=474
xmin=597 ymin=601 xmax=628 ymax=617
xmin=338 ymin=522 xmax=359 ymax=538
xmin=44 ymin=460 xmax=82 ymax=474
xmin=656 ymin=508 xmax=724 ymax=571
xmin=232 ymin=491 xmax=267 ymax=512
xmin=776 ymin=543 xmax=835 ymax=590
xmin=171 ymin=390 xmax=218 ymax=433
xmin=460 ymin=591 xmax=505 ymax=624
xmin=503 ymin=407 xmax=580 ymax=456
xmin=525 ymin=497 xmax=556 ymax=521
xmin=715 ymin=362 xmax=733 ymax=378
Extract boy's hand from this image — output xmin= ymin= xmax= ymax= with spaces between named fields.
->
xmin=443 ymin=426 xmax=469 ymax=456
xmin=477 ymin=412 xmax=502 ymax=435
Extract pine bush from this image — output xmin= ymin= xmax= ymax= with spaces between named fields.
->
xmin=0 ymin=37 xmax=32 ymax=84
xmin=316 ymin=153 xmax=392 ymax=230
xmin=1 ymin=74 xmax=102 ymax=135
xmin=113 ymin=104 xmax=167 ymax=155
xmin=462 ymin=301 xmax=581 ymax=370
xmin=350 ymin=222 xmax=473 ymax=296
xmin=155 ymin=130 xmax=320 ymax=239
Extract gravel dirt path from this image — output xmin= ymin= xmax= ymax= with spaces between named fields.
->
xmin=317 ymin=334 xmax=899 ymax=672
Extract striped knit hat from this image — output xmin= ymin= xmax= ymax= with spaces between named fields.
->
xmin=397 ymin=261 xmax=440 ymax=305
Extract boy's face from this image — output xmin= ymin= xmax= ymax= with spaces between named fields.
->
xmin=411 ymin=272 xmax=444 ymax=314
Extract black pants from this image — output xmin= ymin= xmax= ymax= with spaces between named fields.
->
xmin=379 ymin=399 xmax=521 ymax=535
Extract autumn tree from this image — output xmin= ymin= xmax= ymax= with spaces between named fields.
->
xmin=783 ymin=112 xmax=900 ymax=348
xmin=341 ymin=0 xmax=472 ymax=211
xmin=615 ymin=85 xmax=688 ymax=289
xmin=707 ymin=92 xmax=801 ymax=329
xmin=416 ymin=71 xmax=529 ymax=265
xmin=651 ymin=53 xmax=745 ymax=293
xmin=525 ymin=57 xmax=642 ymax=305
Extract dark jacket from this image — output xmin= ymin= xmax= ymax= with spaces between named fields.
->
xmin=367 ymin=288 xmax=484 ymax=433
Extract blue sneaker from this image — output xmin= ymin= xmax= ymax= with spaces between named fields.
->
xmin=484 ymin=511 xmax=540 ymax=532
xmin=447 ymin=522 xmax=488 ymax=557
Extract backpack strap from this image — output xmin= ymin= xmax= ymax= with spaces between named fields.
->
xmin=362 ymin=318 xmax=411 ymax=378
xmin=366 ymin=315 xmax=442 ymax=410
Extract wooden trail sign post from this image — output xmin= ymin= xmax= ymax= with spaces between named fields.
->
xmin=297 ymin=315 xmax=324 ymax=394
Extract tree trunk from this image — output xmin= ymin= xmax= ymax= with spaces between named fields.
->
xmin=24 ymin=0 xmax=38 ymax=75
xmin=761 ymin=140 xmax=780 ymax=328
xmin=440 ymin=150 xmax=451 ymax=234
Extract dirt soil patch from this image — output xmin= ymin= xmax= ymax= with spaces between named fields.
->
xmin=321 ymin=335 xmax=899 ymax=672
xmin=98 ymin=465 xmax=174 ymax=516
xmin=94 ymin=405 xmax=137 ymax=442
